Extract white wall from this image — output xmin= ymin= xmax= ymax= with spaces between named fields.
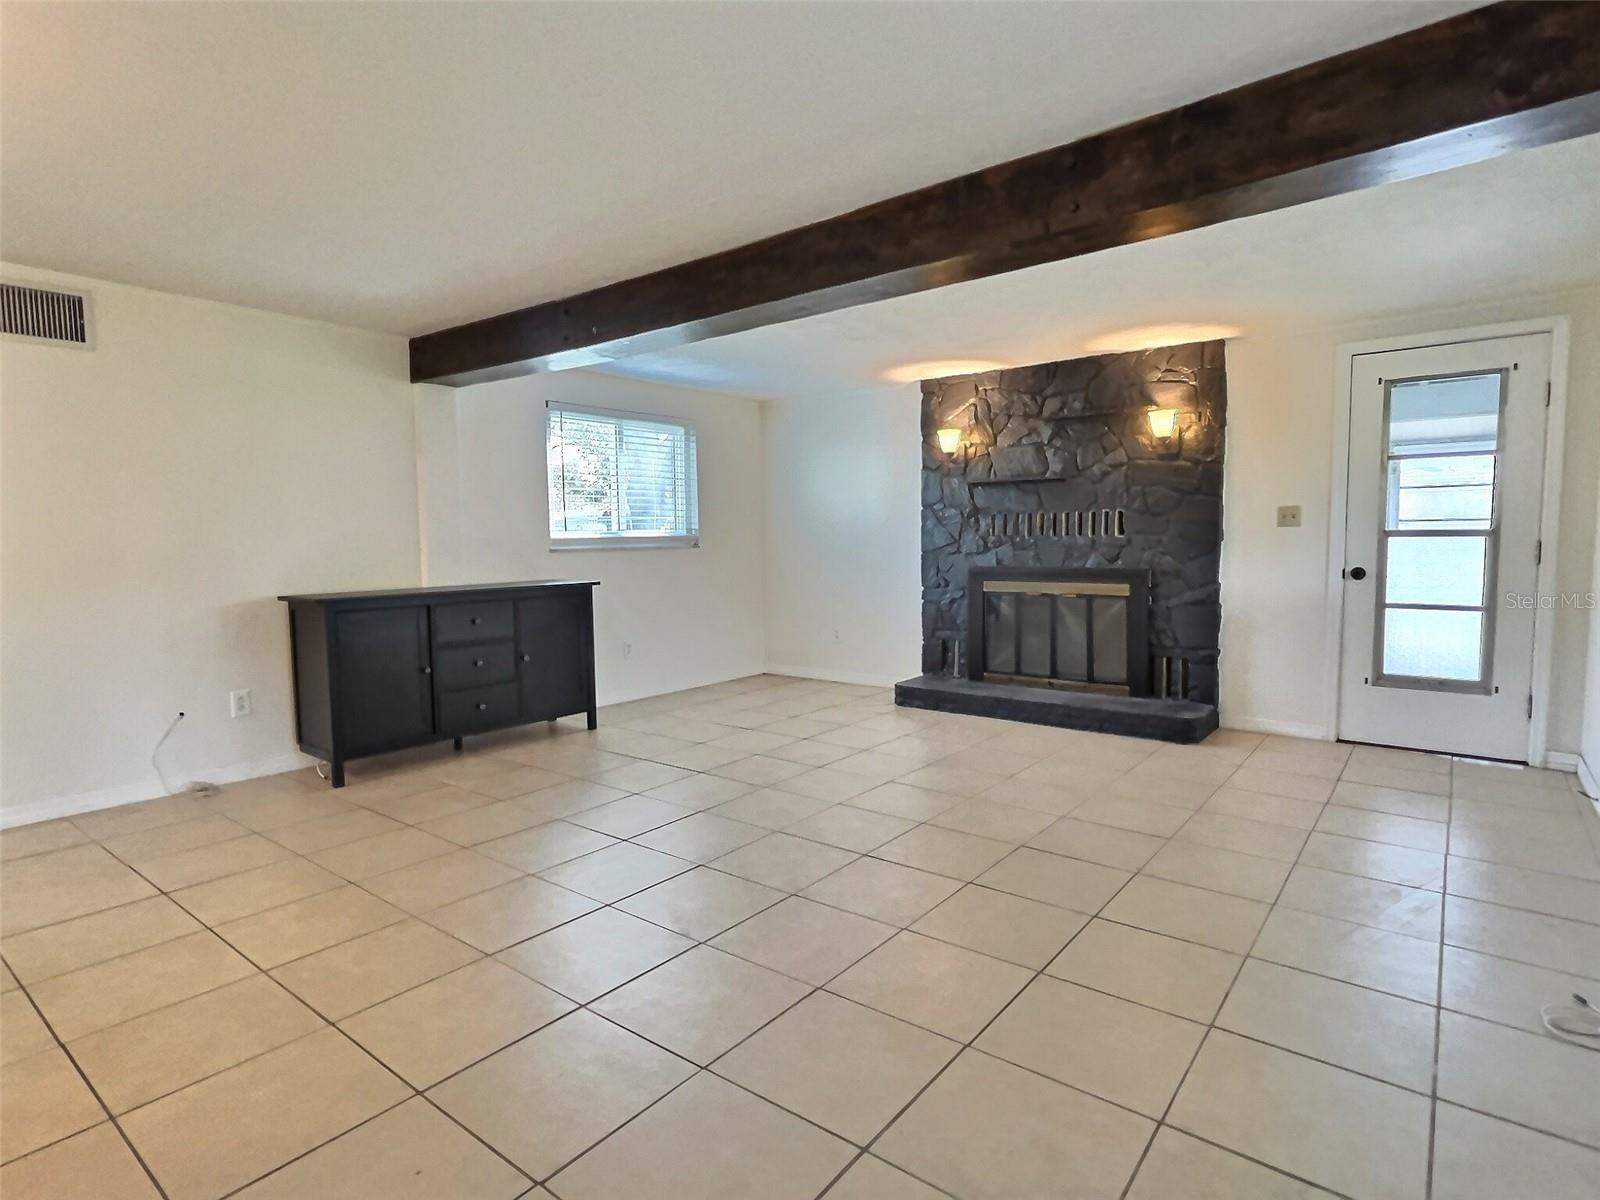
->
xmin=1220 ymin=285 xmax=1600 ymax=751
xmin=415 ymin=371 xmax=766 ymax=705
xmin=1579 ymin=480 xmax=1600 ymax=798
xmin=1 ymin=266 xmax=421 ymax=824
xmin=759 ymin=287 xmax=1600 ymax=760
xmin=762 ymin=387 xmax=923 ymax=685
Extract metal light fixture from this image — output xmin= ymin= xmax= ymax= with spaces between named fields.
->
xmin=1146 ymin=407 xmax=1179 ymax=441
xmin=936 ymin=427 xmax=963 ymax=455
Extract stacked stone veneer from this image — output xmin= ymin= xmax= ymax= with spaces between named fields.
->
xmin=920 ymin=340 xmax=1226 ymax=705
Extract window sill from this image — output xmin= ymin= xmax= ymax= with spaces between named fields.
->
xmin=549 ymin=536 xmax=701 ymax=552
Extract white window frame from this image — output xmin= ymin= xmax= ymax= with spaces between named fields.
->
xmin=545 ymin=401 xmax=701 ymax=551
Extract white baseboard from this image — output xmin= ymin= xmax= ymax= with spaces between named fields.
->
xmin=1543 ymin=751 xmax=1581 ymax=774
xmin=1569 ymin=753 xmax=1599 ymax=800
xmin=1 ymin=751 xmax=315 ymax=830
xmin=1218 ymin=715 xmax=1332 ymax=740
xmin=764 ymin=663 xmax=902 ymax=689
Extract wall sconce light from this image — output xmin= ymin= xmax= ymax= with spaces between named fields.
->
xmin=1146 ymin=407 xmax=1179 ymax=441
xmin=936 ymin=427 xmax=964 ymax=456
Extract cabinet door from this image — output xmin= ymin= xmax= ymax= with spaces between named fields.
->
xmin=335 ymin=606 xmax=435 ymax=753
xmin=516 ymin=595 xmax=590 ymax=721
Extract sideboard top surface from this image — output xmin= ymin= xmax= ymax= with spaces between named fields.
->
xmin=279 ymin=580 xmax=599 ymax=605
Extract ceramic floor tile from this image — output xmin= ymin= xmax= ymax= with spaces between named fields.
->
xmin=1 ymin=845 xmax=159 ymax=937
xmin=773 ymin=767 xmax=877 ymax=802
xmin=169 ymin=858 xmax=344 ymax=926
xmin=1141 ymin=839 xmax=1291 ymax=902
xmin=1342 ymin=760 xmax=1451 ymax=797
xmin=1252 ymin=907 xmax=1439 ymax=1002
xmin=845 ymin=781 xmax=960 ymax=821
xmin=428 ymin=1009 xmax=692 ymax=1182
xmin=1437 ymin=1010 xmax=1600 ymax=1148
xmin=709 ymin=832 xmax=857 ymax=892
xmin=709 ymin=755 xmax=809 ymax=787
xmin=1447 ymin=824 xmax=1600 ymax=881
xmin=911 ymin=883 xmax=1088 ymax=968
xmin=70 ymin=796 xmax=210 ymax=842
xmin=982 ymin=776 xmax=1097 ymax=817
xmin=783 ymin=803 xmax=915 ymax=852
xmin=537 ymin=842 xmax=696 ymax=903
xmin=1072 ymin=795 xmax=1195 ymax=838
xmin=1102 ymin=875 xmax=1269 ymax=954
xmin=978 ymin=975 xmax=1204 ymax=1116
xmin=512 ymin=780 xmax=630 ymax=823
xmin=136 ymin=835 xmax=296 ymax=892
xmin=214 ymin=885 xmax=405 ymax=969
xmin=498 ymin=906 xmax=693 ymax=1002
xmin=801 ymin=857 xmax=963 ymax=926
xmin=547 ymin=1071 xmax=852 ymax=1200
xmin=0 ymin=896 xmax=201 ymax=985
xmin=875 ymin=1049 xmax=1152 ymax=1200
xmin=1228 ymin=766 xmax=1337 ymax=804
xmin=475 ymin=820 xmax=616 ymax=873
xmin=633 ymin=812 xmax=768 ymax=862
xmin=1278 ymin=864 xmax=1443 ymax=939
xmin=1176 ymin=812 xmax=1309 ymax=862
xmin=615 ymin=866 xmax=784 ymax=940
xmin=268 ymin=918 xmax=479 ymax=1019
xmin=975 ymin=846 xmax=1130 ymax=912
xmin=1333 ymin=781 xmax=1451 ymax=823
xmin=0 ymin=819 xmax=90 ymax=863
xmin=709 ymin=788 xmax=833 ymax=830
xmin=1315 ymin=806 xmax=1447 ymax=853
xmin=307 ymin=828 xmax=457 ymax=882
xmin=68 ymin=974 xmax=324 ymax=1113
xmin=1217 ymin=959 xmax=1436 ymax=1091
xmin=0 ymin=991 xmax=53 ymax=1065
xmin=341 ymin=957 xmax=572 ymax=1088
xmin=1445 ymin=856 xmax=1600 ymax=924
xmin=1127 ymin=1127 xmax=1340 ymax=1199
xmin=1439 ymin=944 xmax=1600 ymax=1035
xmin=421 ymin=874 xmax=598 ymax=953
xmin=118 ymin=1027 xmax=409 ymax=1200
xmin=0 ymin=1048 xmax=105 ymax=1163
xmin=1203 ymin=787 xmax=1325 ymax=830
xmin=0 ymin=1122 xmax=161 ymax=1199
xmin=1297 ymin=831 xmax=1445 ymax=889
xmin=231 ymin=1096 xmax=529 ymax=1199
xmin=1444 ymin=893 xmax=1600 ymax=976
xmin=591 ymin=945 xmax=808 ymax=1065
xmin=264 ymin=809 xmax=403 ymax=855
xmin=928 ymin=797 xmax=1058 ymax=843
xmin=30 ymin=931 xmax=257 ymax=1041
xmin=100 ymin=814 xmax=250 ymax=863
xmin=716 ymin=990 xmax=959 ymax=1143
xmin=1046 ymin=918 xmax=1241 ymax=1022
xmin=1430 ymin=1102 xmax=1600 ymax=1200
xmin=826 ymin=1154 xmax=949 ymax=1200
xmin=828 ymin=930 xmax=1031 ymax=1041
xmin=357 ymin=784 xmax=497 ymax=825
xmin=710 ymin=895 xmax=895 ymax=985
xmin=643 ymin=772 xmax=756 ymax=809
xmin=1026 ymin=815 xmax=1166 ymax=870
xmin=416 ymin=799 xmax=547 ymax=846
xmin=1169 ymin=1030 xmax=1431 ymax=1200
xmin=567 ymin=795 xmax=693 ymax=838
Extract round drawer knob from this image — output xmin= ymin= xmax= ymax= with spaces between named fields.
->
xmin=474 ymin=659 xmax=485 ymax=667
xmin=470 ymin=617 xmax=481 ymax=625
xmin=476 ymin=702 xmax=488 ymax=711
xmin=422 ymin=666 xmax=432 ymax=675
xmin=521 ymin=654 xmax=531 ymax=663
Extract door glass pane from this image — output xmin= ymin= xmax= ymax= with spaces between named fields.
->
xmin=1387 ymin=373 xmax=1501 ymax=455
xmin=1384 ymin=536 xmax=1488 ymax=606
xmin=1388 ymin=455 xmax=1495 ymax=530
xmin=1382 ymin=608 xmax=1484 ymax=681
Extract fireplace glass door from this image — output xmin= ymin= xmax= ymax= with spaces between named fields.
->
xmin=982 ymin=580 xmax=1130 ymax=692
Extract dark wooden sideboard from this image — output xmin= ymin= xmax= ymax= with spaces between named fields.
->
xmin=279 ymin=581 xmax=598 ymax=786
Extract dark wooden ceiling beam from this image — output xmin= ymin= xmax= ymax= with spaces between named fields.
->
xmin=411 ymin=2 xmax=1600 ymax=386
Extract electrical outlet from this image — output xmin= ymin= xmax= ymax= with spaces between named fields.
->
xmin=1276 ymin=505 xmax=1303 ymax=528
xmin=229 ymin=689 xmax=252 ymax=719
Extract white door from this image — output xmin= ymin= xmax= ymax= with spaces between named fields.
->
xmin=1338 ymin=334 xmax=1550 ymax=761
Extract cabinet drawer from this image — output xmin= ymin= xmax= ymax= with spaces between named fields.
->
xmin=437 ymin=683 xmax=521 ymax=734
xmin=432 ymin=601 xmax=513 ymax=646
xmin=434 ymin=641 xmax=517 ymax=688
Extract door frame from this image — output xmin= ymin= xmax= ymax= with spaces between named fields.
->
xmin=1322 ymin=316 xmax=1571 ymax=765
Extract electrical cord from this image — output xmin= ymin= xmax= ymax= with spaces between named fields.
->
xmin=1540 ymin=993 xmax=1600 ymax=1050
xmin=151 ymin=711 xmax=185 ymax=797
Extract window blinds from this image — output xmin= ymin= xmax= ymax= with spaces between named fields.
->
xmin=546 ymin=403 xmax=699 ymax=541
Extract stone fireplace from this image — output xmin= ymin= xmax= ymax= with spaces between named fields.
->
xmin=897 ymin=340 xmax=1225 ymax=740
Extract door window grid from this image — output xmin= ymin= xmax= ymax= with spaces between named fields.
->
xmin=1372 ymin=371 xmax=1505 ymax=691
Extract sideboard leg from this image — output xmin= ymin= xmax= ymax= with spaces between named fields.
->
xmin=330 ymin=760 xmax=345 ymax=788
xmin=452 ymin=737 xmax=463 ymax=752
xmin=587 ymin=706 xmax=598 ymax=731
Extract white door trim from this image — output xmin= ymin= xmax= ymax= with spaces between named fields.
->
xmin=1323 ymin=316 xmax=1570 ymax=765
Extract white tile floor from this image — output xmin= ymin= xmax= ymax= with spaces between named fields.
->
xmin=3 ymin=674 xmax=1599 ymax=1199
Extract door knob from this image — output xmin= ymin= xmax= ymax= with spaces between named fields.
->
xmin=1347 ymin=566 xmax=1368 ymax=581
xmin=477 ymin=702 xmax=488 ymax=711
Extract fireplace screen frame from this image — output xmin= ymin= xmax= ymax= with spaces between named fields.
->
xmin=965 ymin=566 xmax=1152 ymax=697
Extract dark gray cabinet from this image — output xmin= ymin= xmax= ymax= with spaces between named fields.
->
xmin=281 ymin=581 xmax=597 ymax=786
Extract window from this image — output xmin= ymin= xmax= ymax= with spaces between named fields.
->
xmin=546 ymin=403 xmax=699 ymax=547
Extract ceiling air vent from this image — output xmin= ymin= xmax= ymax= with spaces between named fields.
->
xmin=1 ymin=282 xmax=91 ymax=347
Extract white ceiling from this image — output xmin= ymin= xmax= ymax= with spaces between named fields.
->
xmin=595 ymin=134 xmax=1600 ymax=401
xmin=1 ymin=0 xmax=1471 ymax=335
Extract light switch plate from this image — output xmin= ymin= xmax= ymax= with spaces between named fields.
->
xmin=1276 ymin=505 xmax=1303 ymax=528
